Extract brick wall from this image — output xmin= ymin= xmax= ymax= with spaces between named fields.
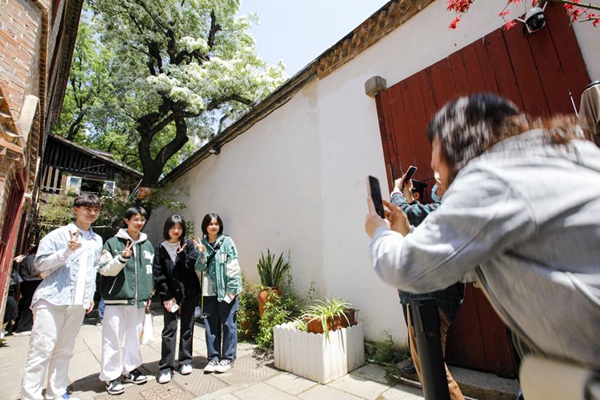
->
xmin=0 ymin=0 xmax=44 ymax=118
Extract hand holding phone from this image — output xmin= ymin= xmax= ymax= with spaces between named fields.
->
xmin=368 ymin=176 xmax=386 ymax=218
xmin=402 ymin=166 xmax=417 ymax=189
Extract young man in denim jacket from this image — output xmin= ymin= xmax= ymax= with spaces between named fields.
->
xmin=22 ymin=194 xmax=103 ymax=400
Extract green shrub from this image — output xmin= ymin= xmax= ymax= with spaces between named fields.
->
xmin=364 ymin=332 xmax=410 ymax=385
xmin=238 ymin=273 xmax=260 ymax=339
xmin=301 ymin=297 xmax=353 ymax=339
xmin=257 ymin=249 xmax=291 ymax=288
xmin=255 ymin=275 xmax=314 ymax=351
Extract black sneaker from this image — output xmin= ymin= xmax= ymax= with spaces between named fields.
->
xmin=122 ymin=368 xmax=147 ymax=385
xmin=401 ymin=361 xmax=417 ymax=376
xmin=106 ymin=378 xmax=125 ymax=395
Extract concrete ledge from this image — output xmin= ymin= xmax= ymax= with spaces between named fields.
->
xmin=450 ymin=366 xmax=519 ymax=400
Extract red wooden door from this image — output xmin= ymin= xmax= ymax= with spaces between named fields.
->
xmin=375 ymin=4 xmax=589 ymax=376
xmin=0 ymin=175 xmax=25 ymax=320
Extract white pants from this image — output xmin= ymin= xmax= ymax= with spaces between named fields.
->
xmin=22 ymin=300 xmax=86 ymax=400
xmin=99 ymin=305 xmax=145 ymax=382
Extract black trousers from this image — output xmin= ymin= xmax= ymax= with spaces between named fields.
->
xmin=14 ymin=280 xmax=41 ymax=333
xmin=159 ymin=293 xmax=198 ymax=372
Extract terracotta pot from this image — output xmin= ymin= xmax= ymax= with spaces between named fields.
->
xmin=257 ymin=286 xmax=281 ymax=318
xmin=305 ymin=308 xmax=358 ymax=334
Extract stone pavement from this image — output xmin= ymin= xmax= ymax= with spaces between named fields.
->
xmin=0 ymin=312 xmax=424 ymax=400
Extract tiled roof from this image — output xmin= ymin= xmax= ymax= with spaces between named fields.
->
xmin=316 ymin=0 xmax=435 ymax=78
xmin=48 ymin=134 xmax=142 ymax=177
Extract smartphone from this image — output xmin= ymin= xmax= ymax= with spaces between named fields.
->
xmin=402 ymin=166 xmax=417 ymax=188
xmin=368 ymin=176 xmax=386 ymax=218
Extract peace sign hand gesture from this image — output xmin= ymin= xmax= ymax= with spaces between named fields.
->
xmin=177 ymin=241 xmax=187 ymax=254
xmin=121 ymin=240 xmax=133 ymax=259
xmin=192 ymin=237 xmax=206 ymax=253
xmin=68 ymin=231 xmax=82 ymax=251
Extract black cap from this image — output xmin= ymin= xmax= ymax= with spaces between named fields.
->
xmin=411 ymin=179 xmax=428 ymax=191
xmin=410 ymin=179 xmax=428 ymax=198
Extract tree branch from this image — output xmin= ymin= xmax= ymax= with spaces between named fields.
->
xmin=207 ymin=11 xmax=221 ymax=49
xmin=546 ymin=0 xmax=600 ymax=12
xmin=147 ymin=41 xmax=164 ymax=75
xmin=133 ymin=0 xmax=169 ymax=32
xmin=154 ymin=116 xmax=189 ymax=166
xmin=66 ymin=110 xmax=87 ymax=141
xmin=207 ymin=94 xmax=253 ymax=110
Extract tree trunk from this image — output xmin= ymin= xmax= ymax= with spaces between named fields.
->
xmin=137 ymin=114 xmax=189 ymax=187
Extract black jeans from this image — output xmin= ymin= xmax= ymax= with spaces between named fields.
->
xmin=159 ymin=293 xmax=198 ymax=372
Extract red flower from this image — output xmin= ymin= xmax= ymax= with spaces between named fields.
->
xmin=449 ymin=16 xmax=462 ymax=29
xmin=447 ymin=0 xmax=474 ymax=13
xmin=571 ymin=8 xmax=583 ymax=21
xmin=499 ymin=9 xmax=511 ymax=17
xmin=503 ymin=20 xmax=518 ymax=30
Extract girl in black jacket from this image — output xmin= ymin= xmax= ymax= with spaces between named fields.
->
xmin=153 ymin=215 xmax=200 ymax=383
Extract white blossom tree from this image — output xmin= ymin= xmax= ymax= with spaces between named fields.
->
xmin=88 ymin=0 xmax=287 ymax=186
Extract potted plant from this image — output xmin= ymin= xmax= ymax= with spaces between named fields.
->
xmin=237 ymin=273 xmax=259 ymax=340
xmin=274 ymin=296 xmax=364 ymax=384
xmin=301 ymin=297 xmax=358 ymax=339
xmin=256 ymin=249 xmax=291 ymax=317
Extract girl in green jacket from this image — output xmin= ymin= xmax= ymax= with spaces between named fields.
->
xmin=193 ymin=213 xmax=241 ymax=374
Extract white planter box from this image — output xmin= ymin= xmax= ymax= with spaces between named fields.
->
xmin=273 ymin=322 xmax=365 ymax=384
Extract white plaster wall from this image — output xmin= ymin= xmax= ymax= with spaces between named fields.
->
xmin=572 ymin=18 xmax=600 ymax=80
xmin=145 ymin=0 xmax=599 ymax=344
xmin=146 ymin=87 xmax=327 ymax=299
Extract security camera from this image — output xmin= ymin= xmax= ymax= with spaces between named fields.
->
xmin=517 ymin=4 xmax=547 ymax=34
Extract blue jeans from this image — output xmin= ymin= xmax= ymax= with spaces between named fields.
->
xmin=202 ymin=296 xmax=238 ymax=362
xmin=98 ymin=298 xmax=105 ymax=320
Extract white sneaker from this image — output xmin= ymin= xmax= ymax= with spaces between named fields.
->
xmin=215 ymin=359 xmax=234 ymax=373
xmin=13 ymin=330 xmax=32 ymax=336
xmin=157 ymin=370 xmax=172 ymax=384
xmin=204 ymin=359 xmax=219 ymax=373
xmin=179 ymin=364 xmax=192 ymax=375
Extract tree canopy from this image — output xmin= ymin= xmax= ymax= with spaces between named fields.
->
xmin=56 ymin=0 xmax=287 ymax=185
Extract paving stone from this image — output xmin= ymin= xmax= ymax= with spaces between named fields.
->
xmin=450 ymin=366 xmax=519 ymax=400
xmin=236 ymin=341 xmax=257 ymax=358
xmin=197 ymin=393 xmax=240 ymax=400
xmin=228 ymin=355 xmax=281 ymax=382
xmin=297 ymin=384 xmax=365 ymax=399
xmin=70 ymin=348 xmax=102 ymax=381
xmin=192 ymin=385 xmax=247 ymax=400
xmin=70 ymin=375 xmax=107 ymax=400
xmin=265 ymin=373 xmax=318 ymax=395
xmin=211 ymin=367 xmax=258 ymax=386
xmin=379 ymin=384 xmax=424 ymax=400
xmin=233 ymin=382 xmax=297 ymax=400
xmin=171 ymin=370 xmax=230 ymax=397
xmin=93 ymin=379 xmax=196 ymax=400
xmin=349 ymin=363 xmax=389 ymax=385
xmin=0 ymin=313 xmax=499 ymax=400
xmin=327 ymin=372 xmax=392 ymax=400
